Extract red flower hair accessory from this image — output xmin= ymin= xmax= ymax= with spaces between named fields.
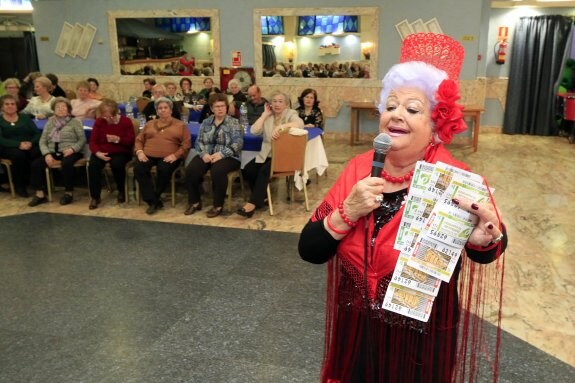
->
xmin=431 ymin=79 xmax=467 ymax=144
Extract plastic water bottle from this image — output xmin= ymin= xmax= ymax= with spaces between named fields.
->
xmin=138 ymin=115 xmax=147 ymax=130
xmin=239 ymin=102 xmax=248 ymax=133
xmin=125 ymin=101 xmax=134 ymax=118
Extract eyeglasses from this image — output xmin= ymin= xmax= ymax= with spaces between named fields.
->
xmin=5 ymin=86 xmax=19 ymax=89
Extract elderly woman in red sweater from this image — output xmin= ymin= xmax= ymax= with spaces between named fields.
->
xmin=87 ymin=99 xmax=135 ymax=209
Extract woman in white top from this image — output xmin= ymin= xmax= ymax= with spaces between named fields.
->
xmin=237 ymin=90 xmax=303 ymax=217
xmin=21 ymin=76 xmax=55 ymax=120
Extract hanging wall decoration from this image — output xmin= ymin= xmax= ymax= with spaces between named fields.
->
xmin=66 ymin=23 xmax=85 ymax=57
xmin=54 ymin=22 xmax=74 ymax=58
xmin=77 ymin=23 xmax=97 ymax=60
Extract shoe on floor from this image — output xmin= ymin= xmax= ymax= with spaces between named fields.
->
xmin=60 ymin=194 xmax=74 ymax=205
xmin=146 ymin=200 xmax=163 ymax=215
xmin=28 ymin=195 xmax=48 ymax=207
xmin=236 ymin=206 xmax=255 ymax=218
xmin=146 ymin=204 xmax=157 ymax=215
xmin=89 ymin=198 xmax=100 ymax=210
xmin=184 ymin=203 xmax=201 ymax=215
xmin=206 ymin=206 xmax=223 ymax=218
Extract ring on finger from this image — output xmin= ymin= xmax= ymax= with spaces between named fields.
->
xmin=375 ymin=195 xmax=383 ymax=203
xmin=491 ymin=232 xmax=504 ymax=244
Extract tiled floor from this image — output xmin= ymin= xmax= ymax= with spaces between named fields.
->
xmin=1 ymin=130 xmax=573 ymax=368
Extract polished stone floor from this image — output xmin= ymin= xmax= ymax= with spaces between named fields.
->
xmin=0 ymin=130 xmax=574 ymax=370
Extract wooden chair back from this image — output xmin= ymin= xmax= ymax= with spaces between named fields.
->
xmin=136 ymin=97 xmax=151 ymax=113
xmin=266 ymin=132 xmax=309 ymax=215
xmin=270 ymin=133 xmax=307 ymax=178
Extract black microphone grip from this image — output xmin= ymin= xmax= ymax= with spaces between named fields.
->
xmin=371 ymin=151 xmax=386 ymax=177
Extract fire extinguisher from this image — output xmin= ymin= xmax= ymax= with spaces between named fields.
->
xmin=495 ymin=40 xmax=507 ymax=65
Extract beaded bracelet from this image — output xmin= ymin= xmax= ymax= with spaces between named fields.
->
xmin=338 ymin=202 xmax=358 ymax=228
xmin=326 ymin=211 xmax=351 ymax=235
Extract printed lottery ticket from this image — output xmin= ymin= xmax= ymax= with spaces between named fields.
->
xmin=406 ymin=235 xmax=464 ymax=282
xmin=391 ymin=255 xmax=442 ymax=296
xmin=382 ymin=283 xmax=435 ymax=322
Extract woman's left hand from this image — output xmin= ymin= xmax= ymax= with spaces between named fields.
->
xmin=163 ymin=153 xmax=178 ymax=163
xmin=62 ymin=148 xmax=75 ymax=157
xmin=453 ymin=198 xmax=503 ymax=247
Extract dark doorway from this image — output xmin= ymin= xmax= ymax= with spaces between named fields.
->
xmin=0 ymin=37 xmax=30 ymax=79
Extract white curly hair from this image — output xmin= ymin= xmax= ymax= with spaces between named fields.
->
xmin=378 ymin=61 xmax=449 ymax=143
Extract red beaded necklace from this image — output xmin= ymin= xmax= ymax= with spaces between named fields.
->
xmin=381 ymin=169 xmax=415 ymax=184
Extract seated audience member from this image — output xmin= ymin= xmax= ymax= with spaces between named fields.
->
xmin=185 ymin=93 xmax=243 ymax=218
xmin=246 ymin=85 xmax=268 ymax=125
xmin=87 ymin=99 xmax=135 ymax=209
xmin=134 ymin=97 xmax=191 ymax=214
xmin=28 ymin=97 xmax=86 ymax=207
xmin=226 ymin=79 xmax=248 ymax=118
xmin=237 ymin=91 xmax=304 ymax=218
xmin=197 ymin=87 xmax=222 ymax=123
xmin=46 ymin=73 xmax=66 ymax=98
xmin=18 ymin=71 xmax=43 ymax=99
xmin=296 ymin=88 xmax=324 ymax=130
xmin=2 ymin=78 xmax=28 ymax=111
xmin=197 ymin=77 xmax=214 ymax=104
xmin=21 ymin=76 xmax=55 ymax=120
xmin=142 ymin=84 xmax=181 ymax=121
xmin=165 ymin=81 xmax=179 ymax=100
xmin=0 ymin=94 xmax=41 ymax=197
xmin=87 ymin=77 xmax=104 ymax=100
xmin=71 ymin=81 xmax=101 ymax=119
xmin=177 ymin=77 xmax=197 ymax=103
xmin=142 ymin=78 xmax=156 ymax=98
xmin=143 ymin=66 xmax=155 ymax=76
xmin=161 ymin=63 xmax=176 ymax=76
xmin=164 ymin=81 xmax=184 ymax=112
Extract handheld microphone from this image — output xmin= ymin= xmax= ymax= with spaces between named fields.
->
xmin=371 ymin=133 xmax=392 ymax=177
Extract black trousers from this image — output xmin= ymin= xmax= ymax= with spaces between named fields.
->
xmin=185 ymin=155 xmax=240 ymax=207
xmin=30 ymin=152 xmax=84 ymax=192
xmin=88 ymin=152 xmax=132 ymax=199
xmin=0 ymin=146 xmax=41 ymax=190
xmin=133 ymin=156 xmax=181 ymax=205
xmin=242 ymin=158 xmax=271 ymax=208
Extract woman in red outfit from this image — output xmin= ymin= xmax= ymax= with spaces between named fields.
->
xmin=298 ymin=34 xmax=507 ymax=383
xmin=87 ymin=99 xmax=135 ymax=209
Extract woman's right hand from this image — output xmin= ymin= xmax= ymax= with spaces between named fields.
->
xmin=343 ymin=177 xmax=386 ymax=221
xmin=202 ymin=154 xmax=212 ymax=163
xmin=45 ymin=154 xmax=55 ymax=167
xmin=263 ymin=103 xmax=272 ymax=117
xmin=137 ymin=151 xmax=148 ymax=162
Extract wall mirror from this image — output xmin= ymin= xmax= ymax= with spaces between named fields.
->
xmin=107 ymin=9 xmax=220 ymax=78
xmin=253 ymin=7 xmax=378 ymax=85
